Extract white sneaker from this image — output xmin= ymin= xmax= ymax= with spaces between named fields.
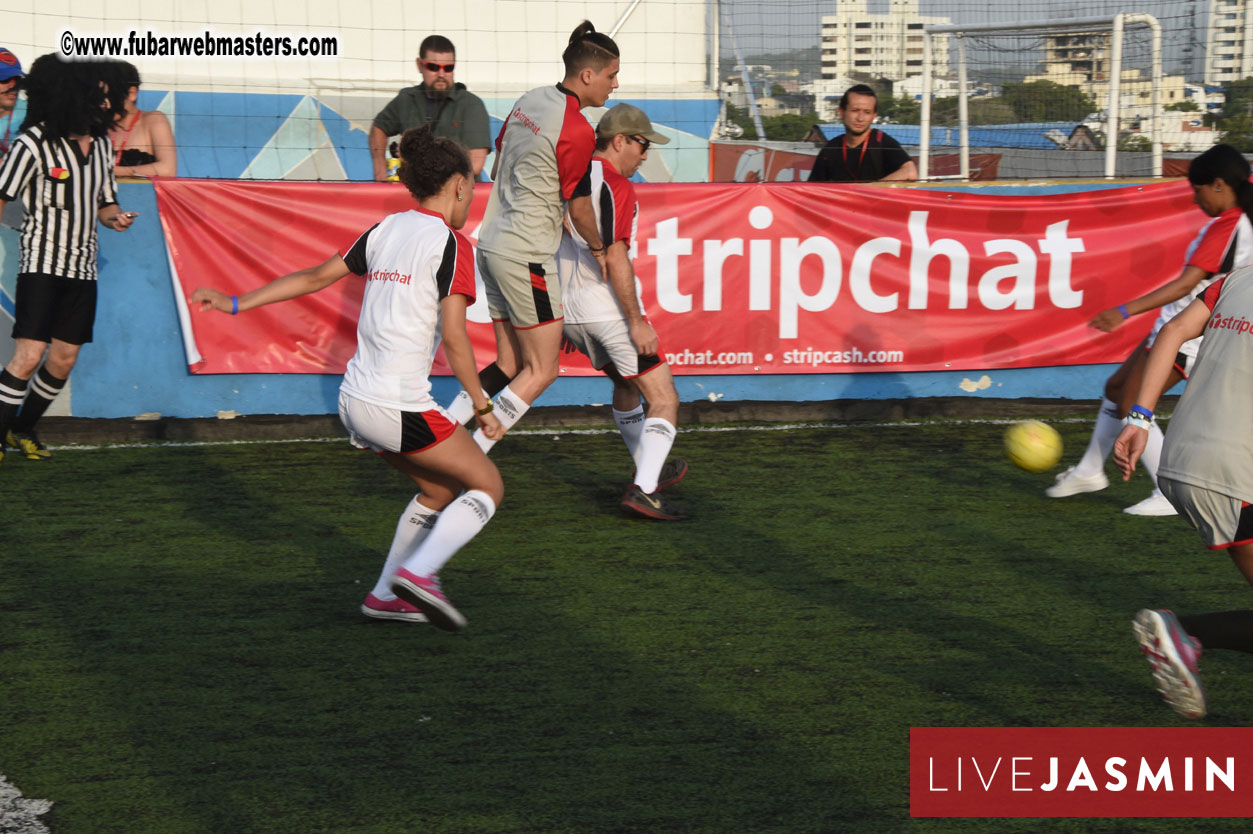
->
xmin=1044 ymin=466 xmax=1109 ymax=498
xmin=1124 ymin=490 xmax=1178 ymax=517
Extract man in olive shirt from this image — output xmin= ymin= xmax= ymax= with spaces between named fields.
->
xmin=808 ymin=84 xmax=917 ymax=183
xmin=369 ymin=35 xmax=492 ymax=180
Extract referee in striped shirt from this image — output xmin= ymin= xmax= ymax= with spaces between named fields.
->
xmin=0 ymin=55 xmax=135 ymax=465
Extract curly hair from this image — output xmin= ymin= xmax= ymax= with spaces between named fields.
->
xmin=98 ymin=60 xmax=141 ymax=125
xmin=20 ymin=54 xmax=112 ymax=139
xmin=562 ymin=20 xmax=619 ymax=75
xmin=396 ymin=125 xmax=473 ymax=200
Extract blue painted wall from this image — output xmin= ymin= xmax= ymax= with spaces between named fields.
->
xmin=17 ymin=181 xmax=1139 ymax=420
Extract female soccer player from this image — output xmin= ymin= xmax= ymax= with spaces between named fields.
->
xmin=1047 ymin=144 xmax=1253 ymax=516
xmin=191 ymin=127 xmax=501 ymax=633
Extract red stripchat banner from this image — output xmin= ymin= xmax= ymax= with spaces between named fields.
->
xmin=911 ymin=727 xmax=1253 ymax=817
xmin=155 ymin=178 xmax=1204 ymax=376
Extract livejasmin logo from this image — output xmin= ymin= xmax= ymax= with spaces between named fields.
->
xmin=910 ymin=727 xmax=1253 ymax=818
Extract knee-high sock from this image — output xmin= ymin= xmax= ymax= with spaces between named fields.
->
xmin=1073 ymin=397 xmax=1122 ymax=478
xmin=634 ymin=418 xmax=676 ymax=493
xmin=14 ymin=367 xmax=67 ymax=431
xmin=0 ymin=369 xmax=30 ymax=436
xmin=613 ymin=405 xmax=645 ymax=465
xmin=401 ymin=490 xmax=497 ymax=577
xmin=472 ymin=384 xmax=529 ymax=454
xmin=1180 ymin=611 xmax=1253 ymax=654
xmin=1139 ymin=422 xmax=1165 ymax=486
xmin=446 ymin=363 xmax=514 ymax=425
xmin=371 ymin=497 xmax=441 ymax=599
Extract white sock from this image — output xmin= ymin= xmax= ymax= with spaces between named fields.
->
xmin=613 ymin=405 xmax=645 ymax=464
xmin=446 ymin=389 xmax=482 ymax=426
xmin=1140 ymin=422 xmax=1165 ymax=486
xmin=401 ymin=489 xmax=497 ymax=577
xmin=1073 ymin=397 xmax=1121 ymax=478
xmin=634 ymin=417 xmax=676 ymax=493
xmin=472 ymin=384 xmax=529 ymax=453
xmin=371 ymin=497 xmax=441 ymax=599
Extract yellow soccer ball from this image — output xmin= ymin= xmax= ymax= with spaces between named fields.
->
xmin=1003 ymin=420 xmax=1063 ymax=472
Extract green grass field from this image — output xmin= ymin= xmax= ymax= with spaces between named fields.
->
xmin=2 ymin=418 xmax=1251 ymax=833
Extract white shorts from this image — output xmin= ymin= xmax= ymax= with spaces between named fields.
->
xmin=1146 ymin=315 xmax=1201 ymax=377
xmin=337 ymin=391 xmax=457 ymax=454
xmin=1158 ymin=476 xmax=1253 ymax=549
xmin=563 ymin=319 xmax=662 ymax=378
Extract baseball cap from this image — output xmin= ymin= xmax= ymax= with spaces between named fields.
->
xmin=596 ymin=103 xmax=669 ymax=145
xmin=0 ymin=48 xmax=23 ymax=82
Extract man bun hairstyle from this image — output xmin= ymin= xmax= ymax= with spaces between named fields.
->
xmin=839 ymin=83 xmax=878 ymax=112
xmin=562 ymin=20 xmax=619 ymax=75
xmin=419 ymin=35 xmax=456 ymax=59
xmin=397 ymin=124 xmax=473 ymax=200
xmin=1189 ymin=143 xmax=1253 ymax=221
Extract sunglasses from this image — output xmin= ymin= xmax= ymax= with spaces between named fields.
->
xmin=628 ymin=135 xmax=651 ymax=153
xmin=423 ymin=62 xmax=455 ymax=73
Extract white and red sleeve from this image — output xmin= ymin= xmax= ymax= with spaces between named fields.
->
xmin=1201 ymin=276 xmax=1226 ymax=311
xmin=555 ymin=101 xmax=595 ymax=201
xmin=1188 ymin=207 xmax=1244 ymax=274
xmin=436 ymin=228 xmax=477 ymax=303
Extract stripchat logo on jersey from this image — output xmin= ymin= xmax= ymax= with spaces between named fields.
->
xmin=1208 ymin=312 xmax=1253 ymax=335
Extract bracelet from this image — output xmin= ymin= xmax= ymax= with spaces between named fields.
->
xmin=231 ymin=296 xmax=239 ymax=315
xmin=589 ymin=245 xmax=607 ymax=255
xmin=1125 ymin=413 xmax=1153 ymax=430
xmin=1129 ymin=404 xmax=1154 ymax=420
xmin=1117 ymin=304 xmax=1130 ymax=319
xmin=475 ymin=401 xmax=494 ymax=416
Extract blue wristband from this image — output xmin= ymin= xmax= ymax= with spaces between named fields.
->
xmin=1129 ymin=404 xmax=1154 ymax=420
xmin=231 ymin=296 xmax=239 ymax=315
xmin=1117 ymin=304 xmax=1130 ymax=319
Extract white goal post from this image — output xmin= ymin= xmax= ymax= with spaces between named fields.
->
xmin=920 ymin=13 xmax=1163 ymax=180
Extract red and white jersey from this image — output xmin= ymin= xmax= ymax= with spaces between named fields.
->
xmin=477 ymin=83 xmax=596 ymax=265
xmin=1160 ymin=206 xmax=1253 ymax=323
xmin=555 ymin=158 xmax=641 ymax=324
xmin=339 ymin=207 xmax=476 ymax=411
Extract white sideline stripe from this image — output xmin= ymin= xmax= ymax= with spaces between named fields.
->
xmin=29 ymin=416 xmax=1115 ymax=452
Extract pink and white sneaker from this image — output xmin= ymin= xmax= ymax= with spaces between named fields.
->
xmin=361 ymin=593 xmax=428 ymax=623
xmin=1133 ymin=608 xmax=1206 ymax=719
xmin=391 ymin=569 xmax=467 ymax=632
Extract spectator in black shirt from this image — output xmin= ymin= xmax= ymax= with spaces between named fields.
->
xmin=808 ymin=85 xmax=917 ymax=183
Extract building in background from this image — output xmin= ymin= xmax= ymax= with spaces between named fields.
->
xmin=1206 ymin=0 xmax=1253 ymax=85
xmin=820 ymin=0 xmax=950 ymax=82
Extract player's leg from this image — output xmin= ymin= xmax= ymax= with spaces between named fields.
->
xmin=390 ymin=427 xmax=504 ymax=631
xmin=610 ymin=371 xmax=644 ymax=464
xmin=1046 ymin=344 xmax=1145 ymax=497
xmin=1122 ymin=356 xmax=1184 ymax=516
xmin=446 ymin=319 xmax=520 ymax=424
xmin=1 ymin=338 xmax=48 ymax=463
xmin=8 ymin=338 xmax=80 ymax=460
xmin=471 ymin=319 xmax=563 ymax=453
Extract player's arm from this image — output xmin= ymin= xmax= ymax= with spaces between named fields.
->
xmin=190 ymin=254 xmax=351 ymax=314
xmin=604 ymin=240 xmax=658 ymax=356
xmin=880 ymin=159 xmax=918 ymax=182
xmin=1092 ymin=265 xmax=1212 ymax=332
xmin=368 ymin=125 xmax=391 ymax=182
xmin=468 ymin=148 xmax=488 ymax=178
xmin=439 ymin=293 xmax=503 ymax=439
xmin=1112 ymin=297 xmax=1211 ymax=479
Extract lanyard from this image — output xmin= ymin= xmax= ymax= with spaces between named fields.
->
xmin=113 ymin=111 xmax=141 ymax=165
xmin=841 ymin=133 xmax=871 ymax=182
xmin=1 ymin=109 xmax=12 ymax=155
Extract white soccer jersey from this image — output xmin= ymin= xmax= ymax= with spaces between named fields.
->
xmin=555 ymin=158 xmax=641 ymax=324
xmin=339 ymin=207 xmax=476 ymax=411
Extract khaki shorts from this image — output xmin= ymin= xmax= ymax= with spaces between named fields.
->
xmin=477 ymin=249 xmax=562 ymax=329
xmin=563 ymin=319 xmax=661 ymax=378
xmin=1158 ymin=476 xmax=1253 ymax=549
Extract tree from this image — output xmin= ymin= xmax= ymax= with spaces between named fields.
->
xmin=1001 ymin=80 xmax=1095 ymax=122
xmin=725 ymin=103 xmax=758 ymax=140
xmin=770 ymin=84 xmax=787 ymax=98
xmin=1220 ymin=113 xmax=1253 ymax=152
xmin=878 ymin=95 xmax=920 ymax=124
xmin=1225 ymin=77 xmax=1253 ymax=119
xmin=762 ymin=114 xmax=816 ymax=141
xmin=1165 ymin=100 xmax=1200 ymax=112
xmin=1118 ymin=133 xmax=1152 ymax=151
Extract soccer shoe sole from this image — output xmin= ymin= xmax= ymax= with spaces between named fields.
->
xmin=360 ymin=602 xmax=429 ymax=624
xmin=6 ymin=431 xmax=49 ymax=460
xmin=391 ymin=574 xmax=467 ymax=633
xmin=1132 ymin=609 xmax=1206 ymax=720
xmin=1044 ymin=468 xmax=1109 ymax=498
xmin=656 ymin=457 xmax=689 ymax=491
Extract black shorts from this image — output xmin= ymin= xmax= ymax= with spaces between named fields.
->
xmin=12 ymin=272 xmax=98 ymax=345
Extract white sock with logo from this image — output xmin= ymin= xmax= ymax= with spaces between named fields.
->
xmin=634 ymin=418 xmax=676 ymax=493
xmin=472 ymin=385 xmax=529 ymax=453
xmin=372 ymin=497 xmax=441 ymax=599
xmin=1073 ymin=397 xmax=1120 ymax=478
xmin=445 ymin=389 xmax=483 ymax=426
xmin=613 ymin=405 xmax=645 ymax=464
xmin=401 ymin=490 xmax=497 ymax=577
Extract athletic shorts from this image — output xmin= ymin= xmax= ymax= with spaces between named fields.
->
xmin=1146 ymin=317 xmax=1200 ymax=378
xmin=477 ymin=249 xmax=562 ymax=329
xmin=337 ymin=391 xmax=457 ymax=454
xmin=12 ymin=272 xmax=98 ymax=344
xmin=1158 ymin=476 xmax=1253 ymax=549
xmin=563 ymin=319 xmax=662 ymax=378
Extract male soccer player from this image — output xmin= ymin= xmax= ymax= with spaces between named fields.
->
xmin=555 ymin=103 xmax=687 ymax=520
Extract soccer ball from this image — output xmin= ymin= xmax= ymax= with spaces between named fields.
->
xmin=1003 ymin=420 xmax=1063 ymax=472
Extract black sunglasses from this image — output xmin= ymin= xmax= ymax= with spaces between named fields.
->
xmin=423 ymin=62 xmax=455 ymax=73
xmin=628 ymin=135 xmax=651 ymax=153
